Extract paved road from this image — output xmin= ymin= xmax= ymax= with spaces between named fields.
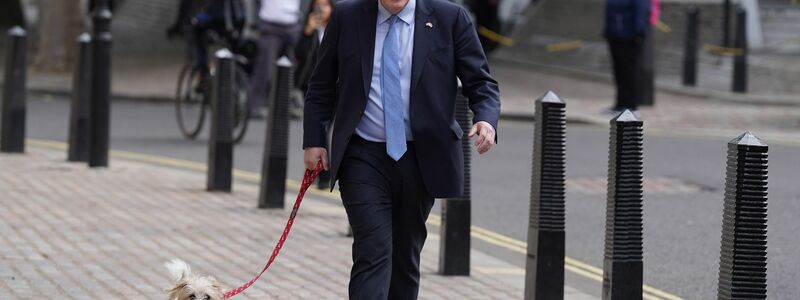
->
xmin=24 ymin=95 xmax=800 ymax=299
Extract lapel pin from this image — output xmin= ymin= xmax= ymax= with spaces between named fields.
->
xmin=425 ymin=22 xmax=433 ymax=28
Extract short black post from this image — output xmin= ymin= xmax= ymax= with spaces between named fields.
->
xmin=524 ymin=91 xmax=566 ymax=300
xmin=717 ymin=132 xmax=768 ymax=300
xmin=207 ymin=49 xmax=235 ymax=192
xmin=258 ymin=57 xmax=293 ymax=208
xmin=602 ymin=110 xmax=644 ymax=300
xmin=732 ymin=8 xmax=748 ymax=93
xmin=88 ymin=1 xmax=112 ymax=167
xmin=682 ymin=6 xmax=700 ymax=87
xmin=1 ymin=26 xmax=27 ymax=153
xmin=68 ymin=33 xmax=92 ymax=162
xmin=438 ymin=84 xmax=472 ymax=276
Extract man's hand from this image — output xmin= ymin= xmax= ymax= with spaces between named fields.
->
xmin=304 ymin=147 xmax=330 ymax=171
xmin=468 ymin=121 xmax=495 ymax=155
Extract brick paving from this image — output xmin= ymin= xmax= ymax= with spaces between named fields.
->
xmin=0 ymin=148 xmax=597 ymax=299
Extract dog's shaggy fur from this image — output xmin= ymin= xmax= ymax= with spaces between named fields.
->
xmin=165 ymin=259 xmax=224 ymax=300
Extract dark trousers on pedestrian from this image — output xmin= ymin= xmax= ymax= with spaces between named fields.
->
xmin=639 ymin=27 xmax=655 ymax=106
xmin=608 ymin=38 xmax=643 ymax=111
xmin=338 ymin=135 xmax=435 ymax=300
xmin=248 ymin=21 xmax=300 ymax=114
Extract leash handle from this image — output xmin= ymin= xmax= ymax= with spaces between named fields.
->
xmin=222 ymin=161 xmax=324 ymax=299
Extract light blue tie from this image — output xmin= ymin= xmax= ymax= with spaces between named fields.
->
xmin=382 ymin=16 xmax=406 ymax=161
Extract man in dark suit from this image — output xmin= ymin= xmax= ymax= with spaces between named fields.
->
xmin=303 ymin=0 xmax=500 ymax=298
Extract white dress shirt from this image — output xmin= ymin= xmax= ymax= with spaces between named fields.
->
xmin=355 ymin=0 xmax=416 ymax=142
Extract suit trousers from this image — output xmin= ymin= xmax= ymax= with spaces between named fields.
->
xmin=338 ymin=135 xmax=436 ymax=300
xmin=608 ymin=38 xmax=643 ymax=111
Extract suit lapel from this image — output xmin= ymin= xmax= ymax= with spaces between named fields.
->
xmin=410 ymin=0 xmax=434 ymax=98
xmin=358 ymin=1 xmax=378 ymax=101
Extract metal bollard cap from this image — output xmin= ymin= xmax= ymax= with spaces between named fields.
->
xmin=8 ymin=26 xmax=26 ymax=36
xmin=276 ymin=56 xmax=293 ymax=67
xmin=78 ymin=32 xmax=91 ymax=43
xmin=537 ymin=90 xmax=563 ymax=103
xmin=215 ymin=48 xmax=234 ymax=59
xmin=92 ymin=8 xmax=113 ymax=19
xmin=730 ymin=131 xmax=767 ymax=147
xmin=611 ymin=109 xmax=640 ymax=123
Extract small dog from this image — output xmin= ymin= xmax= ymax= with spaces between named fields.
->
xmin=165 ymin=259 xmax=224 ymax=300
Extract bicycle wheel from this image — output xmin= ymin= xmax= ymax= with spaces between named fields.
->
xmin=232 ymin=66 xmax=250 ymax=143
xmin=175 ymin=63 xmax=208 ymax=139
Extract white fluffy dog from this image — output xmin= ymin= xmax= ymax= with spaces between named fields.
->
xmin=165 ymin=259 xmax=224 ymax=300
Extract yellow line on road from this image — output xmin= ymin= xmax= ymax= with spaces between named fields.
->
xmin=25 ymin=138 xmax=683 ymax=300
xmin=703 ymin=44 xmax=745 ymax=56
xmin=477 ymin=26 xmax=515 ymax=47
xmin=545 ymin=40 xmax=583 ymax=53
xmin=655 ymin=20 xmax=672 ymax=34
xmin=473 ymin=266 xmax=526 ymax=275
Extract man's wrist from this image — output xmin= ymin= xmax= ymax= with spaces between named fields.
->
xmin=475 ymin=120 xmax=495 ymax=132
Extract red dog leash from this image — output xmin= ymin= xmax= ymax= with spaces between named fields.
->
xmin=222 ymin=161 xmax=323 ymax=299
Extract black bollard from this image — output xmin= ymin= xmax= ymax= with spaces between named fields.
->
xmin=207 ymin=49 xmax=235 ymax=192
xmin=258 ymin=57 xmax=293 ymax=208
xmin=717 ymin=132 xmax=768 ymax=300
xmin=88 ymin=1 xmax=112 ymax=167
xmin=732 ymin=8 xmax=748 ymax=93
xmin=439 ymin=83 xmax=472 ymax=276
xmin=1 ymin=26 xmax=27 ymax=153
xmin=68 ymin=33 xmax=92 ymax=162
xmin=682 ymin=6 xmax=700 ymax=87
xmin=524 ymin=91 xmax=566 ymax=299
xmin=602 ymin=110 xmax=644 ymax=300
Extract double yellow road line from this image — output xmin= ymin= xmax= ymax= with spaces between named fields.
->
xmin=26 ymin=138 xmax=683 ymax=300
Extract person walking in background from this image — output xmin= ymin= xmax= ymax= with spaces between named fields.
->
xmin=249 ymin=0 xmax=302 ymax=119
xmin=604 ymin=0 xmax=650 ymax=114
xmin=295 ymin=0 xmax=335 ymax=95
xmin=303 ymin=0 xmax=500 ymax=298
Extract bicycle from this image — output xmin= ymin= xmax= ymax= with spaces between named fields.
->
xmin=175 ymin=56 xmax=250 ymax=143
xmin=174 ymin=0 xmax=255 ymax=143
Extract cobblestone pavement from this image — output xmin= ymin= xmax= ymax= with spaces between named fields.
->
xmin=0 ymin=148 xmax=596 ymax=299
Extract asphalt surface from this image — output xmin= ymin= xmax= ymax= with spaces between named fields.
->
xmin=22 ymin=94 xmax=800 ymax=299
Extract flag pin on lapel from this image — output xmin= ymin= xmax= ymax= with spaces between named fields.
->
xmin=425 ymin=22 xmax=433 ymax=28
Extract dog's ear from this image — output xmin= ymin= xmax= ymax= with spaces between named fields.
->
xmin=207 ymin=276 xmax=219 ymax=286
xmin=207 ymin=277 xmax=224 ymax=300
xmin=166 ymin=280 xmax=188 ymax=300
xmin=165 ymin=259 xmax=192 ymax=283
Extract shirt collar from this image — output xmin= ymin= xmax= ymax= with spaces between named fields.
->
xmin=378 ymin=0 xmax=416 ymax=25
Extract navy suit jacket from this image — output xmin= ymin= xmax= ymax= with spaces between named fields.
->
xmin=303 ymin=0 xmax=500 ymax=198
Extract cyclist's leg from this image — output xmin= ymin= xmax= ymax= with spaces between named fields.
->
xmin=191 ymin=12 xmax=213 ymax=72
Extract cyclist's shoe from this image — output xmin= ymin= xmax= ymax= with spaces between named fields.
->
xmin=193 ymin=72 xmax=209 ymax=94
